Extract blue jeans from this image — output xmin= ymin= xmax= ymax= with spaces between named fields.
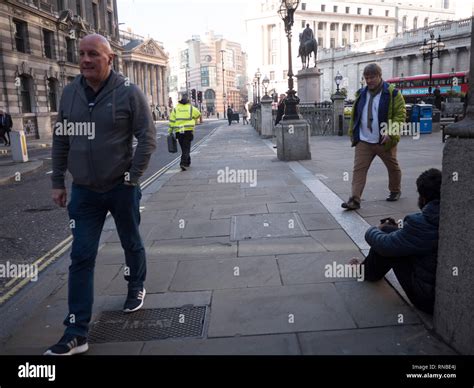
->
xmin=64 ymin=183 xmax=146 ymax=337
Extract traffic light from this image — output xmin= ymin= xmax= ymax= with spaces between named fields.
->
xmin=191 ymin=89 xmax=196 ymax=101
xmin=197 ymin=91 xmax=202 ymax=103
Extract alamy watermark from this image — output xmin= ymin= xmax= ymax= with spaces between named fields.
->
xmin=380 ymin=120 xmax=420 ymax=140
xmin=0 ymin=261 xmax=38 ymax=282
xmin=54 ymin=120 xmax=95 ymax=140
xmin=325 ymin=261 xmax=365 ymax=282
xmin=217 ymin=167 xmax=258 ymax=187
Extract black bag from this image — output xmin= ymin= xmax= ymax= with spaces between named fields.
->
xmin=167 ymin=133 xmax=177 ymax=153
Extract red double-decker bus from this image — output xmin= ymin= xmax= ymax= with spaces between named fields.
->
xmin=386 ymin=71 xmax=468 ymax=103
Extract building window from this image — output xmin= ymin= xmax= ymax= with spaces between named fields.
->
xmin=333 ymin=6 xmax=337 ymax=12
xmin=330 ymin=23 xmax=335 ymax=31
xmin=357 ymin=8 xmax=361 ymax=15
xmin=321 ymin=4 xmax=325 ymax=12
xmin=342 ymin=24 xmax=348 ymax=31
xmin=270 ymin=71 xmax=275 ymax=80
xmin=20 ymin=75 xmax=33 ymax=113
xmin=443 ymin=0 xmax=449 ymax=8
xmin=346 ymin=7 xmax=350 ymax=13
xmin=92 ymin=2 xmax=99 ymax=30
xmin=369 ymin=9 xmax=373 ymax=15
xmin=413 ymin=17 xmax=418 ymax=29
xmin=318 ymin=37 xmax=323 ymax=47
xmin=365 ymin=25 xmax=370 ymax=33
xmin=402 ymin=16 xmax=407 ymax=31
xmin=107 ymin=11 xmax=113 ymax=34
xmin=385 ymin=25 xmax=388 ymax=33
xmin=75 ymin=0 xmax=82 ymax=16
xmin=57 ymin=0 xmax=64 ymax=11
xmin=271 ymin=53 xmax=276 ymax=64
xmin=48 ymin=78 xmax=59 ymax=112
xmin=43 ymin=29 xmax=54 ymax=59
xmin=66 ymin=37 xmax=75 ymax=63
xmin=385 ymin=10 xmax=389 ymax=17
xmin=342 ymin=38 xmax=348 ymax=46
xmin=330 ymin=38 xmax=335 ymax=48
xmin=424 ymin=18 xmax=429 ymax=27
xmin=201 ymin=66 xmax=209 ymax=87
xmin=302 ymin=20 xmax=306 ymax=28
xmin=354 ymin=25 xmax=360 ymax=32
xmin=14 ymin=19 xmax=28 ymax=53
xmin=301 ymin=3 xmax=306 ymax=10
xmin=318 ymin=22 xmax=324 ymax=30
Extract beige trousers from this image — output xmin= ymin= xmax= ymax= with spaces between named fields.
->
xmin=351 ymin=141 xmax=402 ymax=202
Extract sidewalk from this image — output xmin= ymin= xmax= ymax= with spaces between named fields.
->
xmin=0 ymin=123 xmax=456 ymax=355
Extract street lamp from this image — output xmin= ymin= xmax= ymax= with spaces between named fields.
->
xmin=278 ymin=0 xmax=300 ymax=120
xmin=255 ymin=68 xmax=261 ymax=103
xmin=334 ymin=71 xmax=343 ymax=94
xmin=419 ymin=31 xmax=445 ymax=95
xmin=450 ymin=67 xmax=456 ymax=91
xmin=262 ymin=75 xmax=270 ymax=96
xmin=221 ymin=49 xmax=226 ymax=118
xmin=253 ymin=77 xmax=257 ymax=104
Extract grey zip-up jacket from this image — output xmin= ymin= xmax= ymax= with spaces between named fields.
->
xmin=52 ymin=71 xmax=156 ymax=192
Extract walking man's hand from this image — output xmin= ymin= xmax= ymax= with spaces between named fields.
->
xmin=52 ymin=189 xmax=67 ymax=207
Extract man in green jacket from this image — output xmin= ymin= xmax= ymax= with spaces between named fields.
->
xmin=342 ymin=63 xmax=406 ymax=210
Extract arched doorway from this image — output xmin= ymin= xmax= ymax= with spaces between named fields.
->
xmin=204 ymin=89 xmax=216 ymax=114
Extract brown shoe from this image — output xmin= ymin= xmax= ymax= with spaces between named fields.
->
xmin=341 ymin=197 xmax=360 ymax=210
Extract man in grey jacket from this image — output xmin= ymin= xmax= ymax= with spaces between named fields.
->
xmin=45 ymin=34 xmax=156 ymax=355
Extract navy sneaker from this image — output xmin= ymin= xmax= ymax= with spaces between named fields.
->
xmin=123 ymin=288 xmax=146 ymax=313
xmin=44 ymin=333 xmax=88 ymax=356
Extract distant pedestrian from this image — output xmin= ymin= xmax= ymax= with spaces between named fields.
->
xmin=45 ymin=34 xmax=156 ymax=356
xmin=169 ymin=92 xmax=201 ymax=171
xmin=227 ymin=105 xmax=233 ymax=126
xmin=0 ymin=109 xmax=13 ymax=146
xmin=342 ymin=63 xmax=405 ymax=210
xmin=274 ymin=94 xmax=286 ymax=126
xmin=433 ymin=86 xmax=442 ymax=111
xmin=242 ymin=107 xmax=248 ymax=124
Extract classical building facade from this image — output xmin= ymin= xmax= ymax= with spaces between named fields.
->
xmin=120 ymin=29 xmax=169 ymax=116
xmin=169 ymin=31 xmax=248 ymax=116
xmin=318 ymin=17 xmax=471 ymax=100
xmin=0 ymin=0 xmax=121 ymax=140
xmin=245 ymin=0 xmax=457 ymax=99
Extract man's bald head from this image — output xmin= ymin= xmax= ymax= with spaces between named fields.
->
xmin=79 ymin=34 xmax=115 ymax=88
xmin=80 ymin=34 xmax=113 ymax=54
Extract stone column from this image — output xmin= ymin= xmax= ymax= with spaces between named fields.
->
xmin=361 ymin=24 xmax=366 ymax=42
xmin=161 ymin=67 xmax=166 ymax=107
xmin=449 ymin=49 xmax=458 ymax=72
xmin=331 ymin=93 xmax=345 ymax=136
xmin=156 ymin=66 xmax=162 ymax=106
xmin=144 ymin=63 xmax=148 ymax=95
xmin=433 ymin=18 xmax=474 ymax=355
xmin=296 ymin=68 xmax=322 ymax=103
xmin=260 ymin=94 xmax=273 ymax=138
xmin=337 ymin=23 xmax=343 ymax=47
xmin=349 ymin=23 xmax=354 ymax=44
xmin=325 ymin=22 xmax=330 ymax=49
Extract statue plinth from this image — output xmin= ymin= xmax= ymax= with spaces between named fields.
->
xmin=296 ymin=68 xmax=322 ymax=104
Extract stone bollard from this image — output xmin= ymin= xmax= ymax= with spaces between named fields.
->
xmin=331 ymin=93 xmax=345 ymax=136
xmin=260 ymin=95 xmax=273 ymax=138
xmin=276 ymin=119 xmax=312 ymax=161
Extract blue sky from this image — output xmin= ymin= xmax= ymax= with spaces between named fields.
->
xmin=116 ymin=0 xmax=251 ymax=51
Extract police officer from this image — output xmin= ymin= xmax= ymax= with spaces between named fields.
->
xmin=169 ymin=93 xmax=201 ymax=171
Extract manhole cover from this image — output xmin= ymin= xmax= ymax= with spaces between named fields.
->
xmin=230 ymin=213 xmax=308 ymax=241
xmin=89 ymin=306 xmax=207 ymax=343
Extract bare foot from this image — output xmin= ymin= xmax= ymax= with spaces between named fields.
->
xmin=349 ymin=258 xmax=361 ymax=265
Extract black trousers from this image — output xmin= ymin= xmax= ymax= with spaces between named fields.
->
xmin=176 ymin=131 xmax=193 ymax=166
xmin=363 ymin=226 xmax=434 ymax=314
xmin=0 ymin=130 xmax=9 ymax=145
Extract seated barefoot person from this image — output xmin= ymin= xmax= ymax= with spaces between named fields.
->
xmin=355 ymin=168 xmax=442 ymax=314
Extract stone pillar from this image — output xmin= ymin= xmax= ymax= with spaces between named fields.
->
xmin=161 ymin=67 xmax=166 ymax=108
xmin=276 ymin=118 xmax=312 ymax=161
xmin=337 ymin=23 xmax=343 ymax=47
xmin=296 ymin=68 xmax=322 ymax=103
xmin=325 ymin=22 xmax=330 ymax=49
xmin=331 ymin=93 xmax=345 ymax=136
xmin=144 ymin=63 xmax=148 ymax=95
xmin=361 ymin=24 xmax=366 ymax=42
xmin=260 ymin=95 xmax=273 ymax=138
xmin=449 ymin=49 xmax=458 ymax=71
xmin=349 ymin=23 xmax=354 ymax=44
xmin=433 ymin=19 xmax=474 ymax=355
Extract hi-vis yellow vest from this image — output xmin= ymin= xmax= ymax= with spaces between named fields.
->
xmin=168 ymin=103 xmax=201 ymax=133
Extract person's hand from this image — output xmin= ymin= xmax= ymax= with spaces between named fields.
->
xmin=52 ymin=189 xmax=67 ymax=208
xmin=381 ymin=134 xmax=390 ymax=144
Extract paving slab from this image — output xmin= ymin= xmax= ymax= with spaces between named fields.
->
xmin=211 ymin=203 xmax=269 ymax=219
xmin=267 ymin=201 xmax=327 ymax=214
xmin=141 ymin=334 xmax=301 ymax=355
xmin=238 ymin=236 xmax=326 ymax=257
xmin=298 ymin=325 xmax=457 ymax=355
xmin=300 ymin=213 xmax=341 ymax=231
xmin=310 ymin=230 xmax=359 ymax=251
xmin=208 ymin=284 xmax=356 ymax=337
xmin=170 ymin=256 xmax=281 ymax=291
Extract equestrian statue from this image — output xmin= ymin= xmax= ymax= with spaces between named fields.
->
xmin=298 ymin=23 xmax=318 ymax=70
